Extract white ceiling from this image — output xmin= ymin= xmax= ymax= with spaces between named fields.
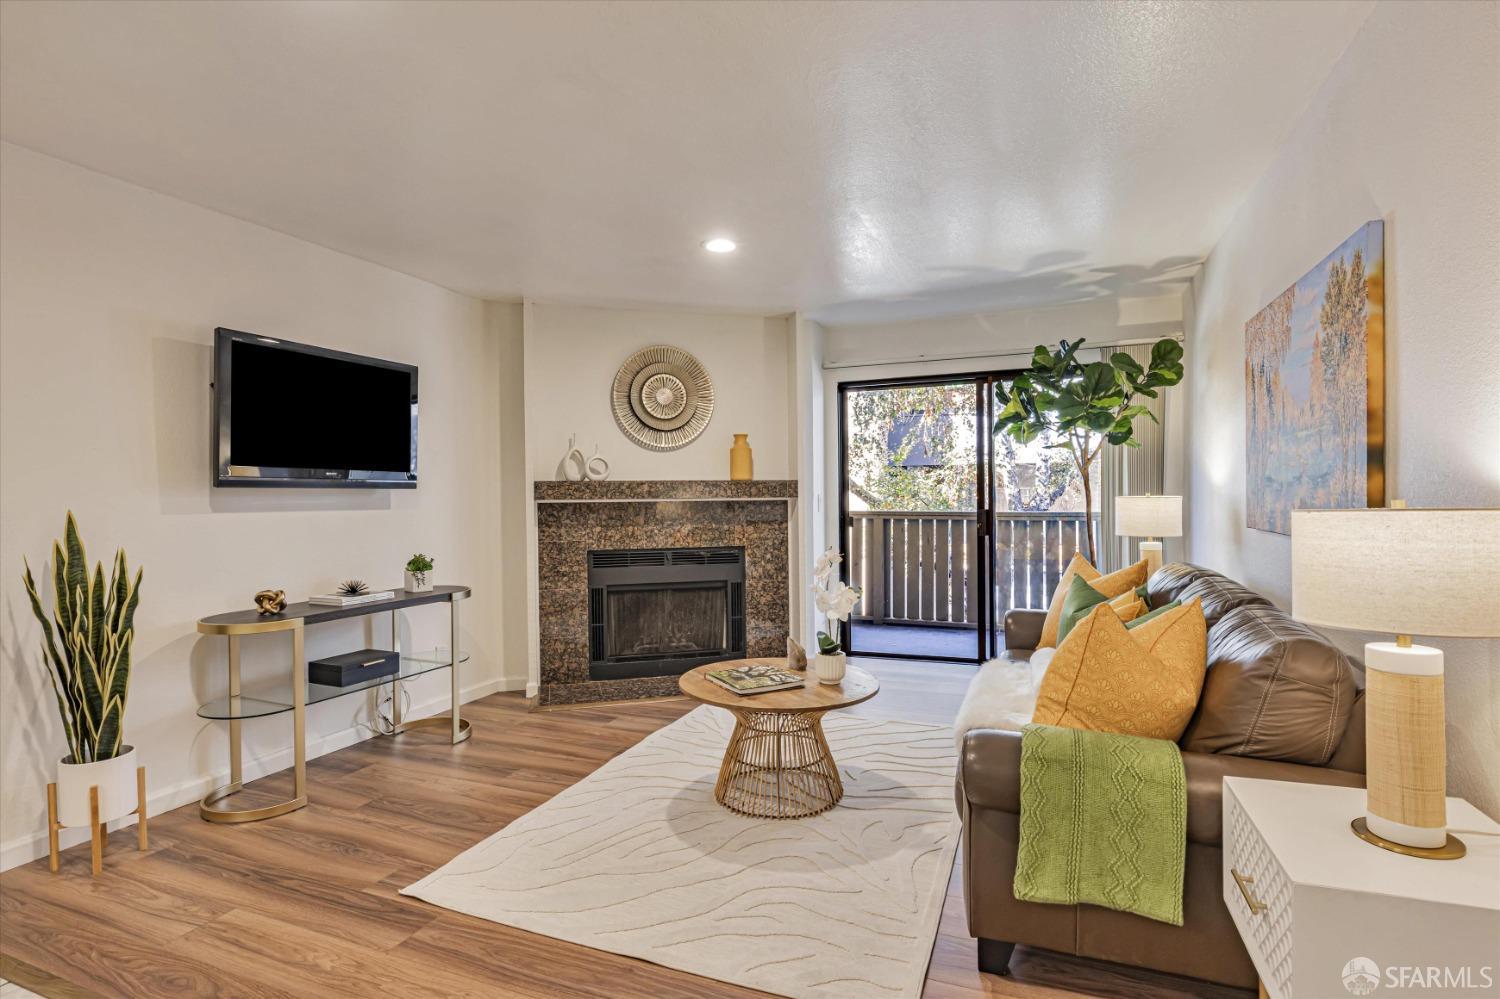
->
xmin=0 ymin=0 xmax=1372 ymax=323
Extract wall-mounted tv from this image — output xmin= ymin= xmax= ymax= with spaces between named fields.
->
xmin=213 ymin=328 xmax=417 ymax=488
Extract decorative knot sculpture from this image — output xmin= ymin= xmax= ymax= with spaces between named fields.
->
xmin=253 ymin=589 xmax=287 ymax=616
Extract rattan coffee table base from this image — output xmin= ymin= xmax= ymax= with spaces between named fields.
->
xmin=714 ymin=708 xmax=844 ymax=819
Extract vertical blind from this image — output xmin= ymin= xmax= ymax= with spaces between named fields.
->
xmin=1099 ymin=343 xmax=1167 ymax=572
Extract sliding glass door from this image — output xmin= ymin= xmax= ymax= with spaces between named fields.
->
xmin=838 ymin=376 xmax=987 ymax=663
xmin=986 ymin=375 xmax=1100 ymax=657
xmin=837 ymin=371 xmax=1099 ymax=663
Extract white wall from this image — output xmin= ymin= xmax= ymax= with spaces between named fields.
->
xmin=518 ymin=301 xmax=793 ymax=694
xmin=522 ymin=302 xmax=790 ymax=482
xmin=822 ymin=295 xmax=1183 ymax=372
xmin=788 ymin=315 xmax=827 ymax=649
xmin=1185 ymin=2 xmax=1500 ymax=814
xmin=0 ymin=143 xmax=520 ymax=868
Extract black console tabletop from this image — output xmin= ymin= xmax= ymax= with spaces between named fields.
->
xmin=199 ymin=584 xmax=470 ymax=631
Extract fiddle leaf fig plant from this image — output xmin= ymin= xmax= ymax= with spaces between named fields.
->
xmin=994 ymin=338 xmax=1184 ymax=564
xmin=21 ymin=512 xmax=143 ymax=764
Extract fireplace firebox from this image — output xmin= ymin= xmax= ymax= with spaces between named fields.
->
xmin=587 ymin=547 xmax=746 ymax=680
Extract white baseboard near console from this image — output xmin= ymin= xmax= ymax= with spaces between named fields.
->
xmin=0 ymin=674 xmax=527 ymax=872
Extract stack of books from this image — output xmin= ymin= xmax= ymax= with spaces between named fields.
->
xmin=308 ymin=590 xmax=397 ymax=607
xmin=705 ymin=663 xmax=805 ymax=695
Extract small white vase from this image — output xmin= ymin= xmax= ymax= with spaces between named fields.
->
xmin=57 ymin=745 xmax=138 ymax=828
xmin=405 ymin=570 xmax=432 ymax=593
xmin=814 ymin=652 xmax=847 ymax=685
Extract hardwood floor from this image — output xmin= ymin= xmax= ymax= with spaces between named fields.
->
xmin=0 ymin=657 xmax=1248 ymax=998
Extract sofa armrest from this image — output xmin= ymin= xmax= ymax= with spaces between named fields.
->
xmin=957 ymin=729 xmax=1365 ymax=847
xmin=1003 ymin=609 xmax=1046 ymax=651
xmin=1182 ymin=751 xmax=1364 ymax=846
xmin=957 ymin=728 xmax=1023 ymax=813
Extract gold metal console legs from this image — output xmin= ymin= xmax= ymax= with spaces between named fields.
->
xmin=200 ymin=628 xmax=309 ymax=824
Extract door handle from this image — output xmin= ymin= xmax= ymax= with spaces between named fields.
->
xmin=1231 ymin=868 xmax=1267 ymax=915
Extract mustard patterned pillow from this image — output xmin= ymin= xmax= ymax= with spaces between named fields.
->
xmin=1037 ymin=555 xmax=1149 ymax=649
xmin=1032 ymin=597 xmax=1207 ymax=741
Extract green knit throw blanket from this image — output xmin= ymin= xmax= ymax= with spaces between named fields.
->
xmin=1014 ymin=723 xmax=1186 ymax=925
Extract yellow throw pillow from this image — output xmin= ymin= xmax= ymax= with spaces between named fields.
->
xmin=1112 ymin=597 xmax=1147 ymax=624
xmin=1037 ymin=556 xmax=1149 ymax=648
xmin=1031 ymin=597 xmax=1207 ymax=741
xmin=1038 ymin=553 xmax=1098 ymax=650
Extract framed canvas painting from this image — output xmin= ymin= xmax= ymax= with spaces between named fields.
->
xmin=1245 ymin=220 xmax=1385 ymax=535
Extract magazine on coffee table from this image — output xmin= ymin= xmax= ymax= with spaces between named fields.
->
xmin=705 ymin=663 xmax=806 ymax=695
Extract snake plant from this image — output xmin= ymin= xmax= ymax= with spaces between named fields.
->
xmin=21 ymin=513 xmax=143 ymax=764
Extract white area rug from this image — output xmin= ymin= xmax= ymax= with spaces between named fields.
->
xmin=403 ymin=706 xmax=960 ymax=999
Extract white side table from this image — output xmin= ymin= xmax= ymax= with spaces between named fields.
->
xmin=1223 ymin=777 xmax=1499 ymax=999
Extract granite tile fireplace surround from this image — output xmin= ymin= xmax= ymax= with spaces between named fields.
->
xmin=535 ymin=480 xmax=797 ymax=706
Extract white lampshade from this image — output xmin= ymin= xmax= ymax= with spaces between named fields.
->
xmin=1114 ymin=495 xmax=1182 ymax=538
xmin=1291 ymin=508 xmax=1500 ymax=637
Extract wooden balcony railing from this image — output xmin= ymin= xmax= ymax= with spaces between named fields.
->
xmin=848 ymin=510 xmax=1097 ymax=628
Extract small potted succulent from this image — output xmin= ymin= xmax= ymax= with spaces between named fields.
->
xmin=404 ymin=553 xmax=434 ymax=593
xmin=22 ymin=513 xmax=144 ymax=835
xmin=810 ymin=547 xmax=862 ymax=684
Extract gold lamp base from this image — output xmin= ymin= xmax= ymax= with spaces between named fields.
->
xmin=1351 ymin=817 xmax=1466 ymax=860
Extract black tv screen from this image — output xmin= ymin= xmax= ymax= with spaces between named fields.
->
xmin=214 ymin=328 xmax=417 ymax=487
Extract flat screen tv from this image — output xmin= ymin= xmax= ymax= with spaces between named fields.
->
xmin=213 ymin=328 xmax=417 ymax=488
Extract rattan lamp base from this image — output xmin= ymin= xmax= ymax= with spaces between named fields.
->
xmin=1351 ymin=817 xmax=1466 ymax=860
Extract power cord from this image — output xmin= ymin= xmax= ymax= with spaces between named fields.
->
xmin=375 ymin=680 xmax=411 ymax=735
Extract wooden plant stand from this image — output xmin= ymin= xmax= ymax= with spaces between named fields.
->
xmin=46 ymin=766 xmax=148 ymax=876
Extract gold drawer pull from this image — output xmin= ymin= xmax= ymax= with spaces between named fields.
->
xmin=1231 ymin=868 xmax=1267 ymax=915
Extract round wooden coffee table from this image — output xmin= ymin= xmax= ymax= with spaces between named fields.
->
xmin=679 ymin=659 xmax=879 ymax=819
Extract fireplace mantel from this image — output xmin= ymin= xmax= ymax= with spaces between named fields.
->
xmin=535 ymin=480 xmax=797 ymax=503
xmin=533 ymin=480 xmax=795 ymax=706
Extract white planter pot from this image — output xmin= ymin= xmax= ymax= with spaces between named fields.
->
xmin=405 ymin=570 xmax=432 ymax=593
xmin=56 ymin=746 xmax=137 ymax=828
xmin=814 ymin=652 xmax=847 ymax=685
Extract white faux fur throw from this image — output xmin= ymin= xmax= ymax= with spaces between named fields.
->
xmin=953 ymin=649 xmax=1053 ymax=751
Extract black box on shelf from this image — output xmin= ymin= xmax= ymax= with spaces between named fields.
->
xmin=308 ymin=648 xmax=400 ymax=687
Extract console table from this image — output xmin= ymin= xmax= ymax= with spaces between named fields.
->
xmin=196 ymin=584 xmax=470 ymax=824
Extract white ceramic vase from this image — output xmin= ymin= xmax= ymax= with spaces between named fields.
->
xmin=56 ymin=745 xmax=137 ymax=828
xmin=405 ymin=570 xmax=432 ymax=592
xmin=814 ymin=651 xmax=847 ymax=685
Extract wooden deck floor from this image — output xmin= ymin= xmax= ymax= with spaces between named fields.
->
xmin=0 ymin=658 xmax=1247 ymax=998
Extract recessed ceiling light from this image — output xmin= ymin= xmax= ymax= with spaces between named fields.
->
xmin=703 ymin=237 xmax=737 ymax=254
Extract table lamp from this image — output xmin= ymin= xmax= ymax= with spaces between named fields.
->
xmin=1114 ymin=494 xmax=1182 ymax=577
xmin=1291 ymin=505 xmax=1500 ymax=860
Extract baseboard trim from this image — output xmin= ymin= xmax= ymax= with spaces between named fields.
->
xmin=0 ymin=674 xmax=526 ymax=872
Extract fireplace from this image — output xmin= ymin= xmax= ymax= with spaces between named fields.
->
xmin=587 ymin=547 xmax=746 ymax=680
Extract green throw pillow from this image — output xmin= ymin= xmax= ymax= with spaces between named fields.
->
xmin=1127 ymin=599 xmax=1181 ymax=630
xmin=1057 ymin=573 xmax=1110 ymax=645
xmin=1135 ymin=583 xmax=1150 ymax=599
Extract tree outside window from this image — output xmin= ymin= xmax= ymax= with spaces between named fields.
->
xmin=845 ymin=383 xmax=1096 ymax=513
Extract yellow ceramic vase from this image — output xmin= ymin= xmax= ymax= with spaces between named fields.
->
xmin=729 ymin=434 xmax=753 ymax=480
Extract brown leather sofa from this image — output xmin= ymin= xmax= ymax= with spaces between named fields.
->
xmin=956 ymin=563 xmax=1368 ymax=988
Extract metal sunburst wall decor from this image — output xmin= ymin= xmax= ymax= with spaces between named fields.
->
xmin=611 ymin=344 xmax=715 ymax=451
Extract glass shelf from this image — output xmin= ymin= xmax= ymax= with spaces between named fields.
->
xmin=197 ymin=651 xmax=470 ymax=721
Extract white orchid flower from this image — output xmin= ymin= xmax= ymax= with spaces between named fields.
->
xmin=812 ymin=547 xmax=842 ymax=584
xmin=813 ymin=579 xmax=847 ymax=616
xmin=815 ymin=580 xmax=863 ymax=623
